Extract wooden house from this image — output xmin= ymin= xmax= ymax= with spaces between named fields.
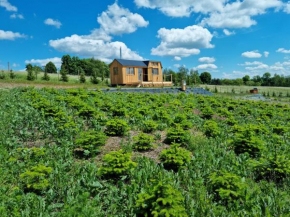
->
xmin=110 ymin=59 xmax=172 ymax=87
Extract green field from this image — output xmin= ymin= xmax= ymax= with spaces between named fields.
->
xmin=0 ymin=88 xmax=289 ymax=216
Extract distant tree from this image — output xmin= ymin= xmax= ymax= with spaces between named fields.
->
xmin=243 ymin=75 xmax=250 ymax=84
xmin=262 ymin=72 xmax=271 ymax=86
xmin=33 ymin=65 xmax=42 ymax=80
xmin=9 ymin=69 xmax=16 ymax=79
xmin=42 ymin=71 xmax=50 ymax=81
xmin=233 ymin=78 xmax=244 ymax=86
xmin=61 ymin=55 xmax=72 ymax=73
xmin=91 ymin=68 xmax=100 ymax=84
xmin=190 ymin=70 xmax=201 ymax=85
xmin=79 ymin=68 xmax=86 ymax=83
xmin=26 ymin=64 xmax=35 ymax=81
xmin=200 ymin=72 xmax=212 ymax=84
xmin=45 ymin=62 xmax=57 ymax=74
xmin=60 ymin=68 xmax=69 ymax=82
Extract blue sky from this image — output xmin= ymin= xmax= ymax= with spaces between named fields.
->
xmin=1 ymin=0 xmax=290 ymax=78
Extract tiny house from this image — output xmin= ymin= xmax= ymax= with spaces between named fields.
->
xmin=110 ymin=59 xmax=172 ymax=87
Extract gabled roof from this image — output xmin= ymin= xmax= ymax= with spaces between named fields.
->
xmin=115 ymin=59 xmax=148 ymax=67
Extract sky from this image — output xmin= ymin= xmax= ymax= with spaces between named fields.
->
xmin=1 ymin=0 xmax=290 ymax=78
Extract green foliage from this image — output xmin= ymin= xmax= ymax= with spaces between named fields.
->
xmin=159 ymin=144 xmax=191 ymax=171
xmin=203 ymin=120 xmax=219 ymax=137
xmin=45 ymin=61 xmax=57 ymax=74
xmin=209 ymin=171 xmax=247 ymax=204
xmin=199 ymin=72 xmax=212 ymax=84
xmin=42 ymin=71 xmax=50 ymax=81
xmin=75 ymin=131 xmax=107 ymax=157
xmin=166 ymin=125 xmax=190 ymax=145
xmin=201 ymin=106 xmax=214 ymax=119
xmin=135 ymin=180 xmax=188 ymax=217
xmin=142 ymin=120 xmax=158 ymax=133
xmin=252 ymin=155 xmax=290 ymax=182
xmin=20 ymin=165 xmax=52 ymax=193
xmin=9 ymin=70 xmax=16 ymax=79
xmin=98 ymin=149 xmax=137 ymax=178
xmin=91 ymin=69 xmax=100 ymax=84
xmin=80 ymin=72 xmax=86 ymax=83
xmin=133 ymin=133 xmax=155 ymax=151
xmin=105 ymin=119 xmax=130 ymax=136
xmin=60 ymin=68 xmax=69 ymax=82
xmin=26 ymin=64 xmax=35 ymax=81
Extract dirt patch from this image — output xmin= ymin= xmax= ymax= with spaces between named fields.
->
xmin=133 ymin=143 xmax=170 ymax=162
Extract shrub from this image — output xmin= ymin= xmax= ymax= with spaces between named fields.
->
xmin=159 ymin=144 xmax=191 ymax=171
xmin=166 ymin=125 xmax=190 ymax=145
xmin=20 ymin=165 xmax=52 ymax=193
xmin=77 ymin=105 xmax=97 ymax=118
xmin=42 ymin=71 xmax=50 ymax=81
xmin=80 ymin=72 xmax=86 ymax=83
xmin=9 ymin=70 xmax=16 ymax=79
xmin=27 ymin=70 xmax=35 ymax=81
xmin=133 ymin=133 xmax=155 ymax=151
xmin=201 ymin=106 xmax=214 ymax=119
xmin=135 ymin=180 xmax=188 ymax=217
xmin=252 ymin=155 xmax=290 ymax=183
xmin=60 ymin=68 xmax=69 ymax=82
xmin=105 ymin=119 xmax=130 ymax=136
xmin=203 ymin=120 xmax=219 ymax=138
xmin=209 ymin=171 xmax=247 ymax=204
xmin=141 ymin=120 xmax=158 ymax=133
xmin=98 ymin=149 xmax=137 ymax=178
xmin=74 ymin=131 xmax=107 ymax=157
xmin=272 ymin=126 xmax=289 ymax=136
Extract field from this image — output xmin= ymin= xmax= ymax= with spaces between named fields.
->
xmin=0 ymin=70 xmax=108 ymax=89
xmin=0 ymin=88 xmax=289 ymax=216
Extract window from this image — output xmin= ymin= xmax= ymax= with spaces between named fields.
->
xmin=151 ymin=62 xmax=158 ymax=66
xmin=113 ymin=67 xmax=118 ymax=75
xmin=153 ymin=68 xmax=159 ymax=75
xmin=126 ymin=67 xmax=134 ymax=75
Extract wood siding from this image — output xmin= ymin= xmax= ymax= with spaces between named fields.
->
xmin=110 ymin=60 xmax=123 ymax=85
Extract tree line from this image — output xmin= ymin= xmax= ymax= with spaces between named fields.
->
xmin=164 ymin=67 xmax=290 ymax=87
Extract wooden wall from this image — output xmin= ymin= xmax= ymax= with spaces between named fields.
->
xmin=110 ymin=60 xmax=123 ymax=85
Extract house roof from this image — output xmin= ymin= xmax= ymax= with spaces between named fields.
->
xmin=116 ymin=59 xmax=148 ymax=67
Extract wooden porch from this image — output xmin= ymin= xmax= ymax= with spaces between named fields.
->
xmin=125 ymin=81 xmax=173 ymax=87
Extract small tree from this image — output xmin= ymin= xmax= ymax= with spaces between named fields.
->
xmin=60 ymin=68 xmax=69 ymax=82
xmin=79 ymin=68 xmax=86 ymax=83
xmin=42 ymin=71 xmax=50 ymax=81
xmin=91 ymin=69 xmax=100 ymax=84
xmin=45 ymin=62 xmax=57 ymax=74
xmin=26 ymin=64 xmax=35 ymax=81
xmin=9 ymin=69 xmax=16 ymax=79
xmin=200 ymin=72 xmax=212 ymax=84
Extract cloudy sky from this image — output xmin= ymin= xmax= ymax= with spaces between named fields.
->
xmin=1 ymin=0 xmax=290 ymax=78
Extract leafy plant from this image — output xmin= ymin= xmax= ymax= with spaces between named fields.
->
xmin=133 ymin=133 xmax=155 ymax=151
xmin=203 ymin=120 xmax=219 ymax=138
xmin=166 ymin=125 xmax=190 ymax=145
xmin=98 ymin=149 xmax=137 ymax=178
xmin=80 ymin=72 xmax=86 ymax=83
xmin=159 ymin=144 xmax=191 ymax=171
xmin=201 ymin=106 xmax=214 ymax=119
xmin=105 ymin=119 xmax=130 ymax=136
xmin=20 ymin=165 xmax=52 ymax=193
xmin=142 ymin=120 xmax=158 ymax=133
xmin=60 ymin=68 xmax=69 ymax=82
xmin=74 ymin=130 xmax=107 ymax=157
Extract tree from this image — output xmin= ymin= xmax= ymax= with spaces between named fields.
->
xmin=190 ymin=69 xmax=201 ymax=85
xmin=200 ymin=72 xmax=212 ymax=84
xmin=243 ymin=75 xmax=250 ymax=84
xmin=45 ymin=62 xmax=57 ymax=74
xmin=177 ymin=66 xmax=188 ymax=84
xmin=42 ymin=71 xmax=50 ymax=81
xmin=60 ymin=68 xmax=69 ymax=82
xmin=79 ymin=68 xmax=86 ymax=83
xmin=262 ymin=72 xmax=271 ymax=86
xmin=33 ymin=65 xmax=42 ymax=80
xmin=9 ymin=69 xmax=16 ymax=79
xmin=61 ymin=55 xmax=72 ymax=73
xmin=26 ymin=64 xmax=35 ymax=81
xmin=91 ymin=68 xmax=100 ymax=84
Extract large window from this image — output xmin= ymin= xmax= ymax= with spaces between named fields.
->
xmin=113 ymin=67 xmax=118 ymax=75
xmin=153 ymin=68 xmax=159 ymax=75
xmin=126 ymin=67 xmax=134 ymax=75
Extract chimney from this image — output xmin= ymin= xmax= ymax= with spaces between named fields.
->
xmin=120 ymin=47 xmax=122 ymax=59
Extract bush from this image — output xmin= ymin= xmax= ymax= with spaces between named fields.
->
xmin=74 ymin=131 xmax=107 ymax=157
xmin=20 ymin=165 xmax=52 ymax=193
xmin=135 ymin=180 xmax=188 ymax=217
xmin=42 ymin=71 xmax=50 ymax=81
xmin=166 ymin=125 xmax=189 ymax=145
xmin=209 ymin=171 xmax=247 ymax=204
xmin=80 ymin=72 xmax=86 ymax=83
xmin=27 ymin=70 xmax=35 ymax=81
xmin=60 ymin=68 xmax=69 ymax=82
xmin=159 ymin=144 xmax=191 ymax=171
xmin=9 ymin=70 xmax=16 ymax=79
xmin=252 ymin=155 xmax=290 ymax=182
xmin=105 ymin=119 xmax=130 ymax=136
xmin=133 ymin=133 xmax=155 ymax=151
xmin=141 ymin=120 xmax=158 ymax=133
xmin=201 ymin=106 xmax=214 ymax=119
xmin=77 ymin=105 xmax=97 ymax=118
xmin=98 ymin=149 xmax=137 ymax=178
xmin=203 ymin=120 xmax=219 ymax=138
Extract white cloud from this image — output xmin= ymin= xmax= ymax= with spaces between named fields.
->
xmin=199 ymin=57 xmax=215 ymax=63
xmin=49 ymin=3 xmax=147 ymax=62
xmin=151 ymin=25 xmax=213 ymax=57
xmin=97 ymin=3 xmax=149 ymax=35
xmin=0 ymin=0 xmax=17 ymax=12
xmin=0 ymin=29 xmax=26 ymax=40
xmin=245 ymin=64 xmax=269 ymax=71
xmin=174 ymin=56 xmax=181 ymax=61
xmin=284 ymin=1 xmax=290 ymax=13
xmin=12 ymin=63 xmax=19 ymax=68
xmin=223 ymin=29 xmax=235 ymax=36
xmin=25 ymin=57 xmax=62 ymax=68
xmin=264 ymin=51 xmax=269 ymax=57
xmin=242 ymin=51 xmax=262 ymax=58
xmin=134 ymin=0 xmax=283 ymax=29
xmin=44 ymin=18 xmax=62 ymax=29
xmin=49 ymin=35 xmax=143 ymax=62
xmin=240 ymin=61 xmax=264 ymax=66
xmin=276 ymin=48 xmax=290 ymax=54
xmin=174 ymin=64 xmax=180 ymax=68
xmin=10 ymin=13 xmax=24 ymax=19
xmin=195 ymin=63 xmax=218 ymax=70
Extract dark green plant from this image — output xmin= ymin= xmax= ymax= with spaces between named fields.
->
xmin=77 ymin=104 xmax=96 ymax=118
xmin=60 ymin=68 xmax=69 ymax=82
xmin=27 ymin=69 xmax=35 ymax=81
xmin=98 ymin=149 xmax=137 ymax=178
xmin=135 ymin=180 xmax=188 ymax=217
xmin=9 ymin=70 xmax=16 ymax=79
xmin=142 ymin=120 xmax=158 ymax=133
xmin=74 ymin=131 xmax=107 ymax=157
xmin=20 ymin=165 xmax=52 ymax=193
xmin=42 ymin=71 xmax=50 ymax=81
xmin=159 ymin=144 xmax=191 ymax=171
xmin=105 ymin=119 xmax=130 ymax=136
xmin=209 ymin=171 xmax=247 ymax=204
xmin=166 ymin=125 xmax=190 ymax=145
xmin=80 ymin=72 xmax=86 ymax=83
xmin=133 ymin=133 xmax=155 ymax=151
xmin=201 ymin=106 xmax=214 ymax=119
xmin=91 ymin=70 xmax=100 ymax=84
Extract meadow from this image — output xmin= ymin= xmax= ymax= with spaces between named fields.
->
xmin=0 ymin=87 xmax=289 ymax=216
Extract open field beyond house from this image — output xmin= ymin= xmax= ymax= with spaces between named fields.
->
xmin=0 ymin=87 xmax=289 ymax=216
